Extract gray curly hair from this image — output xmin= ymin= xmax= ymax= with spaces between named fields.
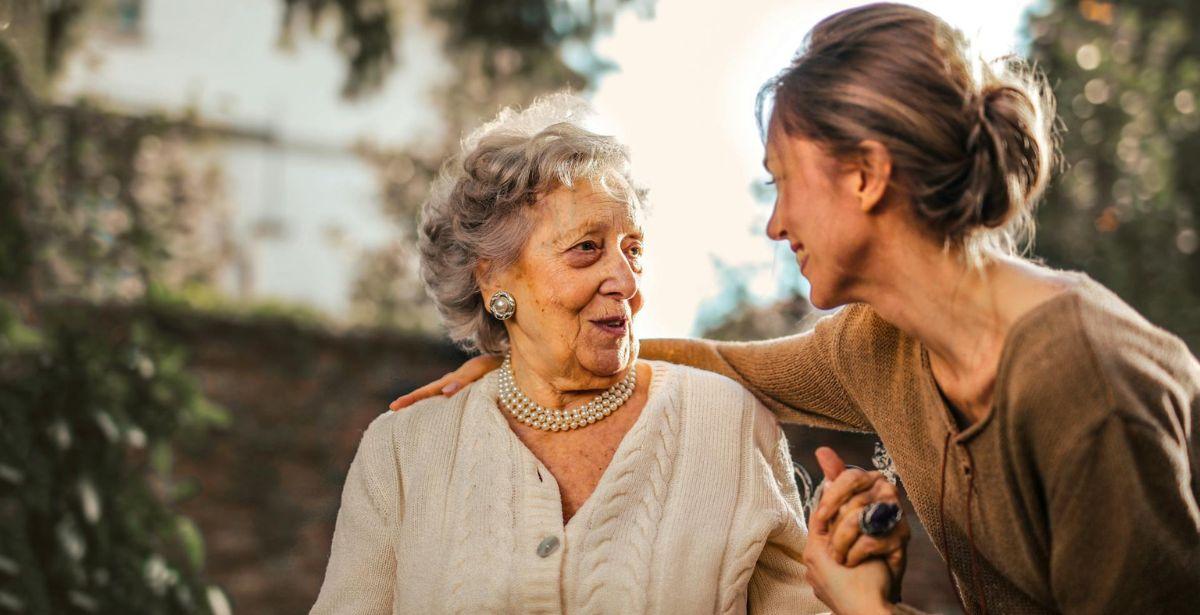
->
xmin=418 ymin=93 xmax=647 ymax=354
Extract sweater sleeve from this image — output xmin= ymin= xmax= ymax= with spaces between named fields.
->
xmin=311 ymin=414 xmax=400 ymax=615
xmin=747 ymin=419 xmax=830 ymax=615
xmin=640 ymin=307 xmax=872 ymax=432
xmin=1046 ymin=413 xmax=1200 ymax=614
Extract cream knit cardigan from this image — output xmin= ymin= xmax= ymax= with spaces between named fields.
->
xmin=311 ymin=361 xmax=827 ymax=614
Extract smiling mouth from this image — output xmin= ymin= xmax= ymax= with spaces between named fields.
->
xmin=790 ymin=242 xmax=809 ymax=264
xmin=591 ymin=316 xmax=629 ymax=336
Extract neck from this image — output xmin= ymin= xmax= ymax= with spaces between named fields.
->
xmin=868 ymin=248 xmax=1005 ymax=374
xmin=507 ymin=349 xmax=630 ymax=410
xmin=851 ymin=236 xmax=1063 ymax=422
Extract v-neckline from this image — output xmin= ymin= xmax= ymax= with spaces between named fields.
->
xmin=918 ymin=274 xmax=1088 ymax=442
xmin=485 ymin=361 xmax=665 ymax=533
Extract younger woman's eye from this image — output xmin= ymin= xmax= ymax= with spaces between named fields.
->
xmin=765 ymin=178 xmax=777 ymax=186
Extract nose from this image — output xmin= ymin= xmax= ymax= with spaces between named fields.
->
xmin=766 ymin=203 xmax=787 ymax=242
xmin=598 ymin=249 xmax=639 ymax=301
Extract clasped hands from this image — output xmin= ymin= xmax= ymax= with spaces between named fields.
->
xmin=804 ymin=446 xmax=910 ymax=615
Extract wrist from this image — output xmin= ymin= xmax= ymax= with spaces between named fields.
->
xmin=865 ymin=593 xmax=894 ymax=615
xmin=870 ymin=602 xmax=894 ymax=615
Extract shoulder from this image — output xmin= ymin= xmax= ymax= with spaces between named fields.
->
xmin=646 ymin=360 xmax=784 ymax=451
xmin=389 ymin=387 xmax=471 ymax=430
xmin=1002 ymin=275 xmax=1199 ymax=430
xmin=647 ymin=359 xmax=761 ymax=409
xmin=359 ymin=378 xmax=484 ymax=464
xmin=824 ymin=303 xmax=917 ymax=375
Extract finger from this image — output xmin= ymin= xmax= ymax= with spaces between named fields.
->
xmin=440 ymin=355 xmax=504 ymax=397
xmin=812 ymin=469 xmax=879 ymax=531
xmin=843 ymin=524 xmax=908 ymax=567
xmin=805 ymin=519 xmax=835 ymax=567
xmin=867 ymin=473 xmax=900 ymax=500
xmin=831 ymin=483 xmax=907 ymax=557
xmin=814 ymin=446 xmax=846 ymax=481
xmin=887 ymin=547 xmax=907 ymax=583
xmin=389 ymin=376 xmax=454 ymax=411
xmin=835 ymin=489 xmax=880 ymax=523
xmin=462 ymin=354 xmax=503 ymax=379
xmin=389 ymin=355 xmax=502 ymax=410
xmin=832 ymin=480 xmax=900 ymax=527
xmin=843 ymin=535 xmax=891 ymax=567
xmin=841 ymin=512 xmax=910 ymax=570
xmin=805 ymin=519 xmax=830 ymax=547
xmin=813 ymin=470 xmax=859 ymax=532
xmin=828 ymin=504 xmax=868 ymax=563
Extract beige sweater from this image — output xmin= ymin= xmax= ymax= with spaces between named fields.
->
xmin=643 ymin=272 xmax=1200 ymax=614
xmin=311 ymin=361 xmax=827 ymax=614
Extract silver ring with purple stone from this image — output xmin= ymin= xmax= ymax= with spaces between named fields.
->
xmin=859 ymin=501 xmax=902 ymax=538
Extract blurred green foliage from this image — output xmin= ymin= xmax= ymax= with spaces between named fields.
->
xmin=1 ymin=1 xmax=655 ymax=611
xmin=1028 ymin=0 xmax=1200 ymax=350
xmin=0 ymin=301 xmax=229 ymax=614
xmin=0 ymin=30 xmax=230 ymax=611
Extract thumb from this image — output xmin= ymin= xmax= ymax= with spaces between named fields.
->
xmin=815 ymin=446 xmax=846 ymax=482
xmin=806 ymin=514 xmax=831 ymax=542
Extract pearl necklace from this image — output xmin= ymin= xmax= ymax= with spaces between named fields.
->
xmin=497 ymin=354 xmax=636 ymax=432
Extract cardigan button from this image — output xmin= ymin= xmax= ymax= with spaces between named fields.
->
xmin=536 ymin=536 xmax=560 ymax=558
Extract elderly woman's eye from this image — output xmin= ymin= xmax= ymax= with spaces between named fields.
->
xmin=626 ymin=243 xmax=644 ymax=258
xmin=577 ymin=240 xmax=600 ymax=252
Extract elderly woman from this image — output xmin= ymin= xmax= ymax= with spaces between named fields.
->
xmin=310 ymin=95 xmax=847 ymax=613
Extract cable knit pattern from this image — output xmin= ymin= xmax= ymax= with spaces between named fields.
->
xmin=575 ymin=364 xmax=680 ymax=614
xmin=311 ymin=361 xmax=828 ymax=614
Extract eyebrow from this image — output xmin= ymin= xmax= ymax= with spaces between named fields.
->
xmin=554 ymin=216 xmax=644 ymax=247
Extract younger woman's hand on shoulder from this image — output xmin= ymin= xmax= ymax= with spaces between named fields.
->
xmin=389 ymin=354 xmax=502 ymax=410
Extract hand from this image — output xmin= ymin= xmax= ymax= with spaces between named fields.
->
xmin=804 ymin=526 xmax=893 ymax=615
xmin=388 ymin=354 xmax=502 ymax=410
xmin=811 ymin=447 xmax=910 ymax=585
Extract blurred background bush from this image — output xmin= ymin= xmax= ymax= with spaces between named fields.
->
xmin=1 ymin=0 xmax=1196 ymax=613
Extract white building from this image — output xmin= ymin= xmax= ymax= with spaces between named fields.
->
xmin=56 ymin=0 xmax=451 ymax=318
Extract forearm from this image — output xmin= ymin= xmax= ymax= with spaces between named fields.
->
xmin=642 ymin=333 xmax=871 ymax=432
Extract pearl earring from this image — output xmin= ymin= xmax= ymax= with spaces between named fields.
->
xmin=488 ymin=290 xmax=516 ymax=320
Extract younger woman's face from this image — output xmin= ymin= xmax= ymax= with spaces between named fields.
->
xmin=763 ymin=119 xmax=876 ymax=309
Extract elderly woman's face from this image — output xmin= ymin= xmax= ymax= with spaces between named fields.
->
xmin=491 ymin=181 xmax=644 ymax=380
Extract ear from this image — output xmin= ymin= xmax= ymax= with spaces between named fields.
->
xmin=475 ymin=258 xmax=497 ymax=300
xmin=855 ymin=140 xmax=892 ymax=213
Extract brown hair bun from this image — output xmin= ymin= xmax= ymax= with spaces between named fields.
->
xmin=760 ymin=3 xmax=1057 ymax=259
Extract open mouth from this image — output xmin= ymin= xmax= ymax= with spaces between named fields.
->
xmin=591 ymin=315 xmax=629 ymax=336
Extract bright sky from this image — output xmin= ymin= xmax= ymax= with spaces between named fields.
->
xmin=56 ymin=0 xmax=1035 ymax=337
xmin=590 ymin=0 xmax=1036 ymax=338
